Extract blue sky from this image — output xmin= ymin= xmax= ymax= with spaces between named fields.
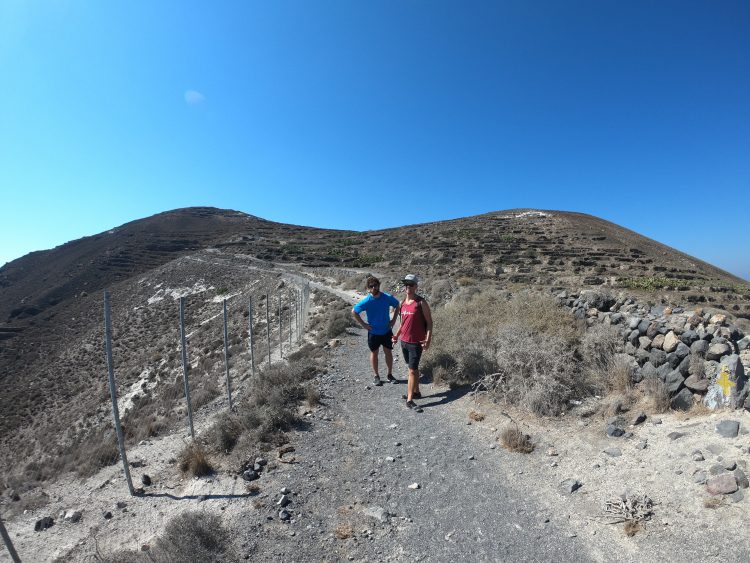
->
xmin=1 ymin=1 xmax=748 ymax=279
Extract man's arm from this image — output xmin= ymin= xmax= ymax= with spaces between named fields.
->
xmin=352 ymin=309 xmax=372 ymax=332
xmin=421 ymin=300 xmax=433 ymax=350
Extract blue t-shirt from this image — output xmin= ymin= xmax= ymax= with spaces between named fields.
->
xmin=353 ymin=292 xmax=399 ymax=335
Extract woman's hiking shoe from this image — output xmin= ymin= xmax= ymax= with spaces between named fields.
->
xmin=386 ymin=374 xmax=397 ymax=383
xmin=406 ymin=400 xmax=423 ymax=413
xmin=373 ymin=376 xmax=383 ymax=386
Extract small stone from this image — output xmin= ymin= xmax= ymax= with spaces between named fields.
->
xmin=724 ymin=460 xmax=737 ymax=471
xmin=34 ymin=517 xmax=54 ymax=532
xmin=734 ymin=469 xmax=749 ymax=489
xmin=606 ymin=424 xmax=624 ymax=438
xmin=363 ymin=506 xmax=390 ymax=522
xmin=716 ymin=420 xmax=740 ymax=438
xmin=141 ymin=474 xmax=152 ymax=486
xmin=255 ymin=458 xmax=268 ymax=466
xmin=652 ymin=418 xmax=662 ymax=425
xmin=394 ymin=442 xmax=402 ymax=447
xmin=279 ymin=509 xmax=291 ymax=521
xmin=693 ymin=470 xmax=708 ymax=484
xmin=560 ymin=479 xmax=582 ymax=494
xmin=103 ymin=511 xmax=113 ymax=520
xmin=603 ymin=448 xmax=622 ymax=457
xmin=242 ymin=470 xmax=259 ymax=482
xmin=280 ymin=487 xmax=290 ymax=494
xmin=277 ymin=495 xmax=291 ymax=507
xmin=468 ymin=455 xmax=475 ymax=460
xmin=116 ymin=501 xmax=127 ymax=509
xmin=632 ymin=412 xmax=647 ymax=425
xmin=706 ymin=474 xmax=738 ymax=495
xmin=386 ymin=456 xmax=396 ymax=462
xmin=547 ymin=448 xmax=559 ymax=456
xmin=408 ymin=483 xmax=420 ymax=490
xmin=636 ymin=441 xmax=647 ymax=450
xmin=692 ymin=451 xmax=705 ymax=462
xmin=667 ymin=432 xmax=685 ymax=441
xmin=709 ymin=463 xmax=727 ymax=476
xmin=729 ymin=490 xmax=744 ymax=503
xmin=389 ymin=424 xmax=398 ymax=429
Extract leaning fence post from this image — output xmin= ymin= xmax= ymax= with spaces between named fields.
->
xmin=179 ymin=297 xmax=195 ymax=439
xmin=103 ymin=290 xmax=136 ymax=497
xmin=265 ymin=294 xmax=271 ymax=366
xmin=248 ymin=296 xmax=255 ymax=377
xmin=0 ymin=515 xmax=21 ymax=563
xmin=223 ymin=299 xmax=233 ymax=410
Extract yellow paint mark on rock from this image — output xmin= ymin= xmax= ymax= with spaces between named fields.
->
xmin=716 ymin=366 xmax=736 ymax=397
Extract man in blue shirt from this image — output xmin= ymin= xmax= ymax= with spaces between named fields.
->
xmin=352 ymin=276 xmax=400 ymax=386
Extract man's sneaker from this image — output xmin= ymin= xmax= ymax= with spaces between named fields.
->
xmin=373 ymin=376 xmax=383 ymax=387
xmin=406 ymin=400 xmax=423 ymax=413
xmin=386 ymin=374 xmax=397 ymax=383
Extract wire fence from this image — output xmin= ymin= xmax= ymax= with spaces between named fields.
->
xmin=0 ymin=280 xmax=313 ymax=563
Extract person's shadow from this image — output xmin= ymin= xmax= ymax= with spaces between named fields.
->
xmin=417 ymin=384 xmax=471 ymax=409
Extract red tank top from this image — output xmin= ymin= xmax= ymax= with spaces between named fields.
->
xmin=400 ymin=298 xmax=426 ymax=343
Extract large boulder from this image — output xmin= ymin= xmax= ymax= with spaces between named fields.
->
xmin=650 ymin=348 xmax=667 ymax=367
xmin=579 ymin=290 xmax=616 ymax=312
xmin=685 ymin=374 xmax=709 ymax=393
xmin=665 ymin=370 xmax=685 ymax=395
xmin=691 ymin=339 xmax=709 ymax=356
xmin=680 ymin=330 xmax=699 ymax=346
xmin=704 ymin=354 xmax=747 ymax=410
xmin=670 ymin=388 xmax=694 ymax=411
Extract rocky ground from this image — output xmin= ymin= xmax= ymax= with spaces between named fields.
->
xmin=3 ymin=277 xmax=750 ymax=562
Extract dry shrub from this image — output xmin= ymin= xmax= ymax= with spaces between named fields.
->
xmin=607 ymin=355 xmax=635 ymax=394
xmin=326 ymin=306 xmax=354 ymax=338
xmin=101 ymin=512 xmax=229 ymax=562
xmin=204 ymin=362 xmax=315 ymax=453
xmin=485 ymin=327 xmax=580 ymax=416
xmin=178 ymin=443 xmax=214 ymax=477
xmin=306 ymin=385 xmax=321 ymax=407
xmin=642 ymin=377 xmax=670 ymax=413
xmin=191 ymin=381 xmax=220 ymax=410
xmin=425 ymin=289 xmax=591 ymax=416
xmin=468 ymin=410 xmax=485 ymax=422
xmin=581 ymin=325 xmax=633 ymax=393
xmin=500 ymin=425 xmax=534 ymax=453
xmin=246 ymin=483 xmax=260 ymax=495
xmin=689 ymin=354 xmax=705 ymax=378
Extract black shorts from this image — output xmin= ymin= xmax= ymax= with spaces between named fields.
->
xmin=368 ymin=331 xmax=394 ymax=351
xmin=401 ymin=342 xmax=423 ymax=369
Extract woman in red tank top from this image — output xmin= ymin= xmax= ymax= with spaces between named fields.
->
xmin=392 ymin=274 xmax=433 ymax=412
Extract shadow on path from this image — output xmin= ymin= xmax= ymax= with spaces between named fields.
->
xmin=419 ymin=385 xmax=471 ymax=409
xmin=143 ymin=492 xmax=251 ymax=501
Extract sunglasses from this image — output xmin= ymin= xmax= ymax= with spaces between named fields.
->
xmin=368 ymin=284 xmax=380 ymax=289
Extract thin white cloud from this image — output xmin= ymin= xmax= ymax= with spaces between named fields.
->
xmin=184 ymin=90 xmax=206 ymax=105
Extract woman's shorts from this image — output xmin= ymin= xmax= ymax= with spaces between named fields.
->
xmin=368 ymin=331 xmax=394 ymax=351
xmin=401 ymin=341 xmax=423 ymax=369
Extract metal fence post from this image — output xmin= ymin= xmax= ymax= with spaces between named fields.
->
xmin=223 ymin=299 xmax=233 ymax=410
xmin=278 ymin=296 xmax=283 ymax=359
xmin=0 ymin=515 xmax=21 ymax=563
xmin=265 ymin=294 xmax=271 ymax=366
xmin=103 ymin=290 xmax=136 ymax=497
xmin=289 ymin=294 xmax=293 ymax=348
xmin=248 ymin=296 xmax=255 ymax=377
xmin=179 ymin=297 xmax=195 ymax=439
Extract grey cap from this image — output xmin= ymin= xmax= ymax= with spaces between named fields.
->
xmin=402 ymin=274 xmax=419 ymax=284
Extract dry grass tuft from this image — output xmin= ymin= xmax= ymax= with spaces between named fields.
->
xmin=642 ymin=377 xmax=670 ymax=414
xmin=178 ymin=443 xmax=214 ymax=477
xmin=335 ymin=523 xmax=354 ymax=540
xmin=500 ymin=425 xmax=534 ymax=453
xmin=245 ymin=483 xmax=260 ymax=495
xmin=624 ymin=520 xmax=641 ymax=537
xmin=469 ymin=410 xmax=485 ymax=422
xmin=703 ymin=496 xmax=725 ymax=509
